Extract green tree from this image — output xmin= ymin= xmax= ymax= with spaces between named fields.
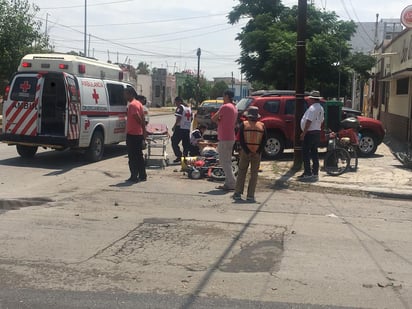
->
xmin=0 ymin=0 xmax=49 ymax=93
xmin=181 ymin=73 xmax=211 ymax=106
xmin=347 ymin=52 xmax=376 ymax=80
xmin=136 ymin=61 xmax=150 ymax=74
xmin=228 ymin=0 xmax=358 ymax=98
xmin=210 ymin=81 xmax=228 ymax=99
xmin=67 ymin=51 xmax=81 ymax=56
xmin=181 ymin=75 xmax=197 ymax=102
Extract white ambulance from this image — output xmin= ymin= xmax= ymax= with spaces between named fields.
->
xmin=1 ymin=53 xmax=138 ymax=161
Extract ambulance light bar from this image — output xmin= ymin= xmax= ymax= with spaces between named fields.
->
xmin=78 ymin=64 xmax=86 ymax=74
xmin=19 ymin=54 xmax=124 ymax=81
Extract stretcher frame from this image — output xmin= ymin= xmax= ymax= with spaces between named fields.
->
xmin=145 ymin=123 xmax=170 ymax=168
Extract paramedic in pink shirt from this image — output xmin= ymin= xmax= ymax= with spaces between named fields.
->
xmin=211 ymin=89 xmax=238 ymax=191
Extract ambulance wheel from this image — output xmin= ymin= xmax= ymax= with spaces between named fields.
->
xmin=16 ymin=145 xmax=38 ymax=159
xmin=86 ymin=131 xmax=104 ymax=162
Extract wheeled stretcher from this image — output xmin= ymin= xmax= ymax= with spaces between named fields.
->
xmin=145 ymin=123 xmax=170 ymax=168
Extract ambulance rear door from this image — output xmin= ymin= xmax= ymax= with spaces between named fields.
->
xmin=64 ymin=73 xmax=81 ymax=142
xmin=4 ymin=73 xmax=43 ymax=138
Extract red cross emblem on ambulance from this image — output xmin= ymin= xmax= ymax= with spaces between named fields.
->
xmin=92 ymin=89 xmax=99 ymax=104
xmin=20 ymin=81 xmax=31 ymax=92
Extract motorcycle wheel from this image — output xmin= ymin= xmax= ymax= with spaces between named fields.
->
xmin=210 ymin=167 xmax=226 ymax=181
xmin=188 ymin=168 xmax=202 ymax=179
xmin=324 ymin=148 xmax=351 ymax=176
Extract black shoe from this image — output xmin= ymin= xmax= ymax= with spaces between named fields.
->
xmin=173 ymin=157 xmax=181 ymax=163
xmin=126 ymin=177 xmax=139 ymax=183
xmin=139 ymin=178 xmax=147 ymax=182
xmin=297 ymin=173 xmax=313 ymax=181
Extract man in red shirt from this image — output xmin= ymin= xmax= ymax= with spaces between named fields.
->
xmin=124 ymin=88 xmax=147 ymax=183
xmin=211 ymin=89 xmax=238 ymax=191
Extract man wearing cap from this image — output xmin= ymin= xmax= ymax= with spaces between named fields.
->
xmin=232 ymin=106 xmax=267 ymax=202
xmin=299 ymin=90 xmax=324 ymax=181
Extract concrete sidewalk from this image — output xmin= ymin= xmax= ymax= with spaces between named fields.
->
xmin=260 ymin=135 xmax=412 ymax=200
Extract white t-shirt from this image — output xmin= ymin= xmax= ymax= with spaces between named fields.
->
xmin=179 ymin=105 xmax=192 ymax=130
xmin=300 ymin=102 xmax=324 ymax=131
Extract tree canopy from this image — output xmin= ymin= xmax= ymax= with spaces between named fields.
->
xmin=228 ymin=0 xmax=375 ymax=98
xmin=0 ymin=0 xmax=49 ymax=93
xmin=181 ymin=74 xmax=211 ymax=105
xmin=136 ymin=62 xmax=150 ymax=75
xmin=210 ymin=80 xmax=229 ymax=99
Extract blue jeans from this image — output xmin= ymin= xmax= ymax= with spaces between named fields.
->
xmin=302 ymin=131 xmax=321 ymax=176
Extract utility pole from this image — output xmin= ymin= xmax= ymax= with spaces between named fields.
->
xmin=196 ymin=48 xmax=201 ymax=108
xmin=240 ymin=72 xmax=243 ymax=100
xmin=84 ymin=0 xmax=87 ymax=57
xmin=45 ymin=13 xmax=49 ymax=37
xmin=293 ymin=0 xmax=307 ymax=170
xmin=45 ymin=12 xmax=49 ymax=50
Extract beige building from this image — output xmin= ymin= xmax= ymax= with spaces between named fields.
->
xmin=371 ymin=28 xmax=412 ymax=145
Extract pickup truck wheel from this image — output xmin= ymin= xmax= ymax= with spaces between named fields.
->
xmin=263 ymin=133 xmax=284 ymax=160
xmin=358 ymin=132 xmax=377 ymax=157
xmin=86 ymin=131 xmax=104 ymax=162
xmin=16 ymin=145 xmax=38 ymax=159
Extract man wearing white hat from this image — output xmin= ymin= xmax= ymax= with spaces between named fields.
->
xmin=299 ymin=90 xmax=324 ymax=181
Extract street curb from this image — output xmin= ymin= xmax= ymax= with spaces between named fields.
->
xmin=362 ymin=190 xmax=412 ymax=200
xmin=266 ymin=178 xmax=412 ymax=200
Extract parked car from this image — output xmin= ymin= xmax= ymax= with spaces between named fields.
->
xmin=192 ymin=99 xmax=223 ymax=130
xmin=236 ymin=90 xmax=385 ymax=159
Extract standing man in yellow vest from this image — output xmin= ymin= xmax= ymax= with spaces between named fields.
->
xmin=232 ymin=106 xmax=267 ymax=202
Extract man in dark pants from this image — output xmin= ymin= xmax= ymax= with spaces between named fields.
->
xmin=299 ymin=91 xmax=324 ymax=181
xmin=171 ymin=96 xmax=192 ymax=163
xmin=124 ymin=88 xmax=147 ymax=183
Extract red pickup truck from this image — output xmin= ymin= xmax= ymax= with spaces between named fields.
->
xmin=236 ymin=91 xmax=385 ymax=159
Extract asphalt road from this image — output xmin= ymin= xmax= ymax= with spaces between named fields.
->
xmin=0 ymin=114 xmax=411 ymax=309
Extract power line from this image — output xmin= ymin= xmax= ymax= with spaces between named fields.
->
xmin=40 ymin=14 xmax=244 ymax=54
xmin=58 ymin=13 xmax=228 ymax=28
xmin=347 ymin=0 xmax=375 ymax=43
xmin=39 ymin=0 xmax=133 ymax=10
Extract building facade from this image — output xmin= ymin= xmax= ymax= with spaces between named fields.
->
xmin=213 ymin=77 xmax=251 ymax=102
xmin=151 ymin=68 xmax=167 ymax=107
xmin=372 ymin=27 xmax=412 ymax=145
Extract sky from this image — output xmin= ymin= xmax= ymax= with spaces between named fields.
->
xmin=30 ymin=0 xmax=412 ymax=80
